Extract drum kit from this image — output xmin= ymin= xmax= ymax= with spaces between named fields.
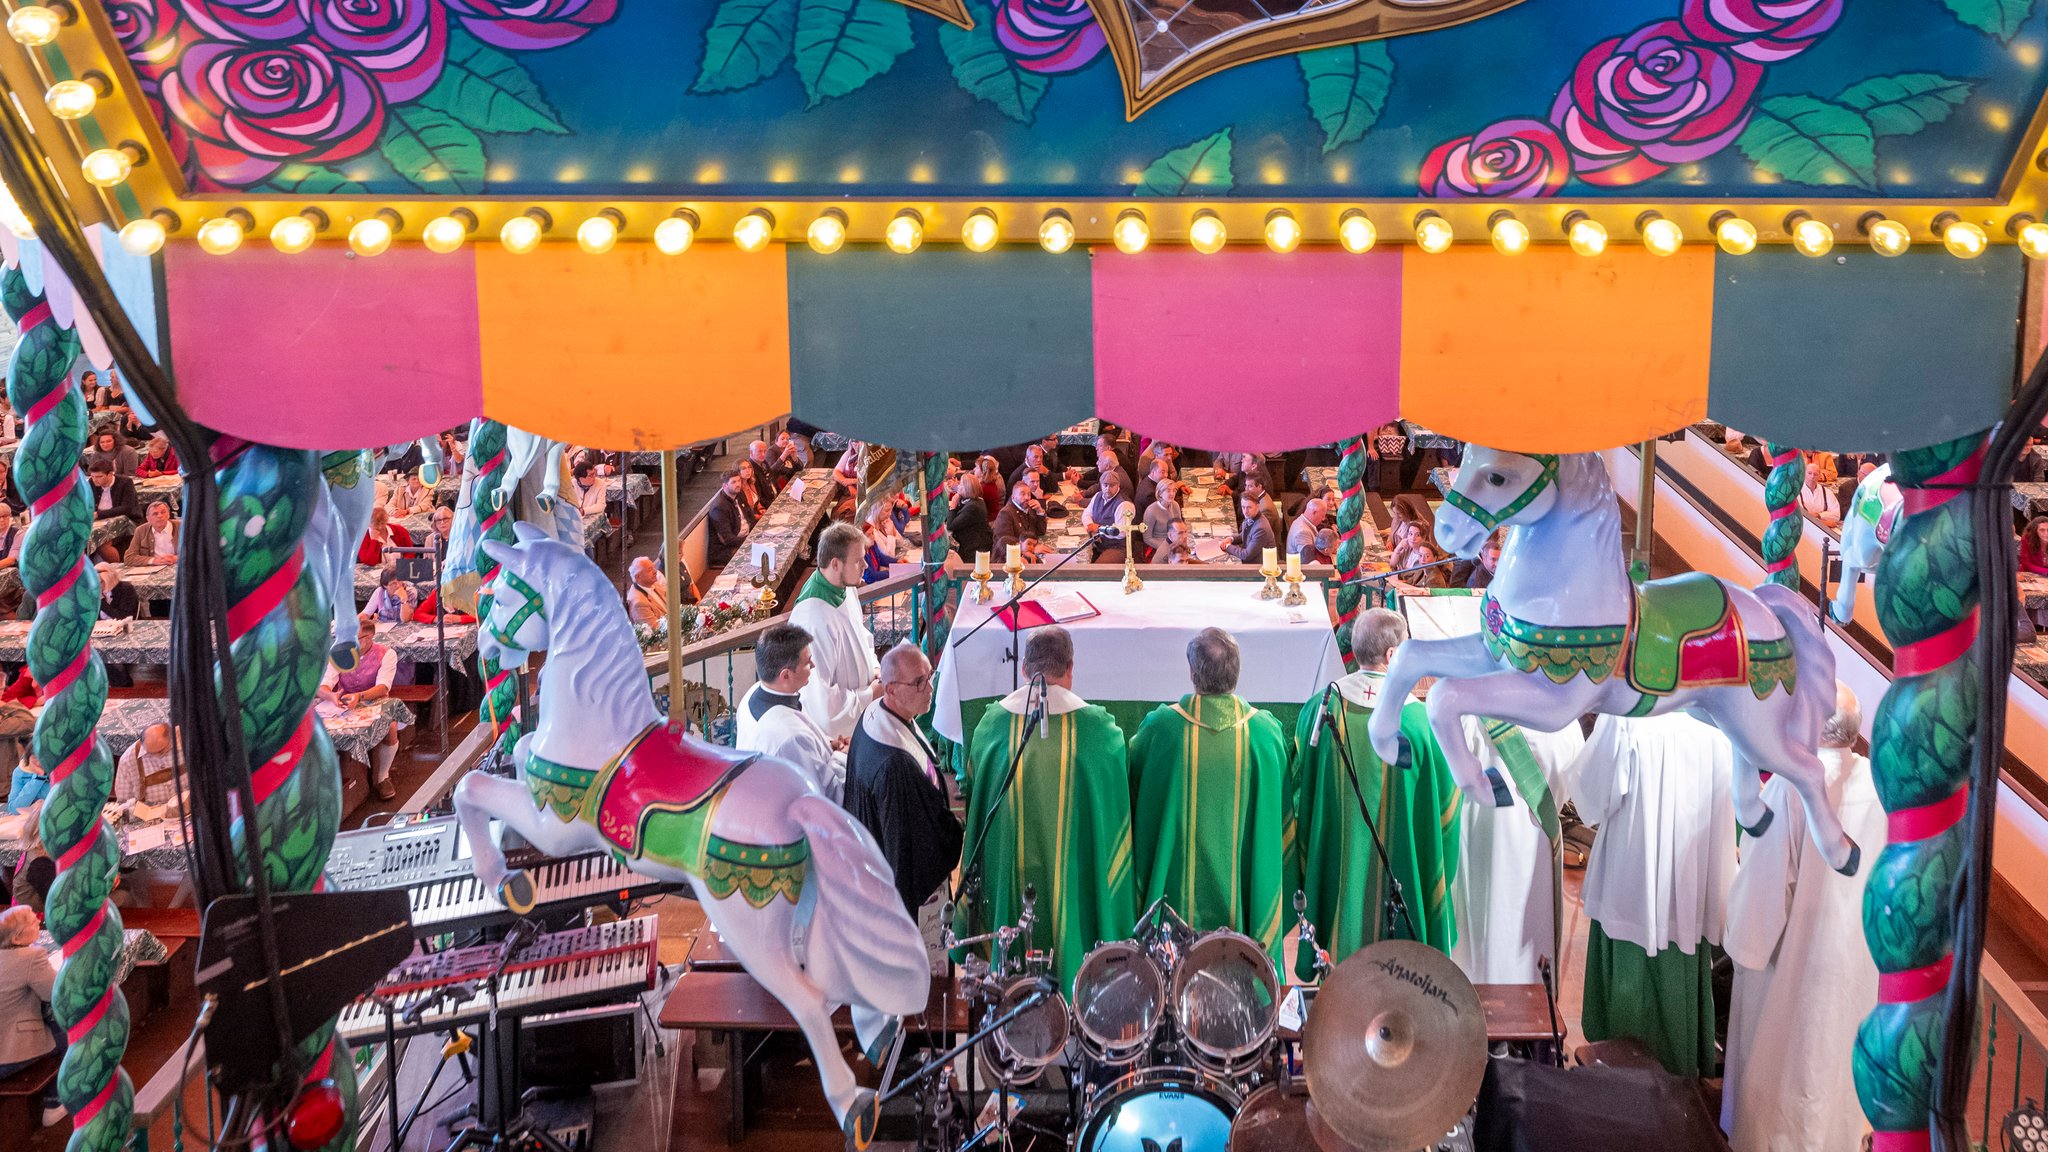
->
xmin=945 ymin=898 xmax=1484 ymax=1152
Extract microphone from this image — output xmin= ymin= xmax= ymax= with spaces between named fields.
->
xmin=1030 ymin=672 xmax=1049 ymax=738
xmin=1308 ymin=682 xmax=1332 ymax=748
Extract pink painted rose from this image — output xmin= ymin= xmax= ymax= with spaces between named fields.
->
xmin=306 ymin=0 xmax=447 ymax=101
xmin=442 ymin=0 xmax=617 ymax=50
xmin=178 ymin=0 xmax=308 ymax=42
xmin=104 ymin=0 xmax=186 ymax=78
xmin=164 ymin=38 xmax=384 ymax=187
xmin=1419 ymin=118 xmax=1571 ymax=198
xmin=1680 ymin=0 xmax=1840 ymax=63
xmin=1550 ymin=19 xmax=1763 ymax=186
xmin=993 ymin=0 xmax=1104 ymax=74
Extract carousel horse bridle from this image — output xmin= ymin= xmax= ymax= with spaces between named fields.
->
xmin=1442 ymin=453 xmax=1560 ymax=533
xmin=490 ymin=568 xmax=547 ymax=650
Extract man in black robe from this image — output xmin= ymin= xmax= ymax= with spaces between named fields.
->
xmin=845 ymin=642 xmax=961 ymax=916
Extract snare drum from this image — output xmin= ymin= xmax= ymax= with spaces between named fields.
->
xmin=1072 ymin=941 xmax=1166 ymax=1065
xmin=1172 ymin=930 xmax=1281 ymax=1074
xmin=975 ymin=975 xmax=1069 ymax=1084
xmin=1076 ymin=1067 xmax=1239 ymax=1152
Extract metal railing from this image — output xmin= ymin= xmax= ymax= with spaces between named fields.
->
xmin=1970 ymin=948 xmax=2048 ymax=1148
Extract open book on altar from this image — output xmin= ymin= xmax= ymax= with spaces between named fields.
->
xmin=992 ymin=589 xmax=1101 ymax=631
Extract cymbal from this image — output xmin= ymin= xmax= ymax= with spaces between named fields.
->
xmin=1302 ymin=940 xmax=1486 ymax=1152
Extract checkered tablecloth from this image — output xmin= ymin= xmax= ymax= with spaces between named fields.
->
xmin=97 ymin=696 xmax=411 ymax=761
xmin=704 ymin=468 xmax=836 ymax=604
xmin=0 ymin=619 xmax=476 ymax=666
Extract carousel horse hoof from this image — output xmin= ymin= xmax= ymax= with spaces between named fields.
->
xmin=497 ymin=869 xmax=537 ymax=915
xmin=1835 ymin=839 xmax=1862 ymax=878
xmin=329 ymin=643 xmax=360 ymax=673
xmin=1393 ymin=735 xmax=1414 ymax=770
xmin=843 ymin=1088 xmax=881 ymax=1151
xmin=1740 ymin=806 xmax=1774 ymax=840
xmin=1485 ymin=768 xmax=1514 ymax=808
xmin=537 ymin=494 xmax=557 ymax=514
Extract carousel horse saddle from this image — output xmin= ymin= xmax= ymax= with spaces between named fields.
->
xmin=1627 ymin=572 xmax=1747 ymax=696
xmin=589 ymin=725 xmax=757 ymax=859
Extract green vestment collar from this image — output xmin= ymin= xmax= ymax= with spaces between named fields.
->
xmin=797 ymin=571 xmax=846 ymax=607
xmin=1170 ymin=693 xmax=1253 ymax=731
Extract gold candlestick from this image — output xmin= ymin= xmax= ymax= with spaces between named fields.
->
xmin=1004 ymin=544 xmax=1026 ymax=599
xmin=754 ymin=553 xmax=778 ymax=616
xmin=1117 ymin=506 xmax=1146 ymax=595
xmin=1257 ymin=553 xmax=1282 ymax=601
xmin=1282 ymin=551 xmax=1307 ymax=605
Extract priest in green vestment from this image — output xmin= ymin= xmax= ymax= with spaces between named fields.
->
xmin=1129 ymin=627 xmax=1291 ymax=960
xmin=1294 ymin=608 xmax=1463 ymax=962
xmin=958 ymin=625 xmax=1137 ymax=989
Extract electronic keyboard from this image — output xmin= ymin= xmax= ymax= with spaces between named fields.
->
xmin=327 ymin=814 xmax=472 ymax=893
xmin=336 ymin=915 xmax=658 ymax=1043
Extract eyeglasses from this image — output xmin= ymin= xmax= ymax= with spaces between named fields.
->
xmin=886 ymin=675 xmax=933 ymax=690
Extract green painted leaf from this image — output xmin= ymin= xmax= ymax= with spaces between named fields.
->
xmin=794 ymin=0 xmax=912 ymax=108
xmin=1735 ymin=95 xmax=1877 ymax=190
xmin=258 ymin=167 xmax=370 ymax=196
xmin=1939 ymin=0 xmax=2031 ymax=41
xmin=1134 ymin=128 xmax=1234 ymax=196
xmin=381 ymin=106 xmax=486 ymax=195
xmin=938 ymin=9 xmax=1047 ymax=124
xmin=417 ymin=29 xmax=565 ymax=135
xmin=1836 ymin=72 xmax=1975 ymax=137
xmin=693 ymin=0 xmax=798 ymax=94
xmin=1298 ymin=42 xmax=1394 ymax=154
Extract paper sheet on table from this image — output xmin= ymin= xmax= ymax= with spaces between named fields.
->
xmin=786 ymin=477 xmax=806 ymax=502
xmin=1192 ymin=538 xmax=1230 ymax=563
xmin=314 ymin=700 xmax=347 ymax=720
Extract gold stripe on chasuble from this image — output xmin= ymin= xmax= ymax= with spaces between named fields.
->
xmin=1055 ymin=712 xmax=1074 ymax=948
xmin=1231 ymin=718 xmax=1245 ymax=931
xmin=1187 ymin=717 xmax=1200 ymax=918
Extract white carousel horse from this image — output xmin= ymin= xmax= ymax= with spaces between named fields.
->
xmin=440 ymin=422 xmax=580 ymax=595
xmin=1829 ymin=462 xmax=1901 ymax=625
xmin=451 ymin=524 xmax=928 ymax=1132
xmin=308 ymin=439 xmax=439 ymax=671
xmin=1366 ymin=448 xmax=1860 ymax=876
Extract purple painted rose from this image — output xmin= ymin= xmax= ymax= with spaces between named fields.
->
xmin=104 ymin=0 xmax=186 ymax=77
xmin=994 ymin=0 xmax=1104 ymax=74
xmin=178 ymin=0 xmax=308 ymax=42
xmin=1680 ymin=0 xmax=1841 ymax=63
xmin=442 ymin=0 xmax=617 ymax=50
xmin=164 ymin=37 xmax=385 ymax=187
xmin=306 ymin=0 xmax=447 ymax=101
xmin=1419 ymin=118 xmax=1571 ymax=198
xmin=1550 ymin=19 xmax=1763 ymax=186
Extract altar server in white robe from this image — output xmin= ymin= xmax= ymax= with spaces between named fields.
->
xmin=1721 ymin=683 xmax=1883 ymax=1152
xmin=735 ymin=622 xmax=844 ymax=803
xmin=1449 ymin=717 xmax=1587 ymax=985
xmin=790 ymin=521 xmax=881 ymax=741
xmin=1575 ymin=711 xmax=1737 ymax=1078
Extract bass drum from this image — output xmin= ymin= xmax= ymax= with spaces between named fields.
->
xmin=1228 ymin=1081 xmax=1312 ymax=1152
xmin=975 ymin=976 xmax=1069 ymax=1085
xmin=1173 ymin=930 xmax=1281 ymax=1075
xmin=1072 ymin=941 xmax=1166 ymax=1066
xmin=1076 ymin=1067 xmax=1239 ymax=1152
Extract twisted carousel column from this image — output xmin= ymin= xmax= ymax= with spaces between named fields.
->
xmin=469 ymin=420 xmax=519 ymax=751
xmin=1333 ymin=436 xmax=1368 ymax=670
xmin=918 ymin=451 xmax=960 ymax=656
xmin=6 ymin=265 xmax=130 ymax=1152
xmin=1762 ymin=443 xmax=1804 ymax=589
xmin=1854 ymin=434 xmax=1983 ymax=1152
xmin=214 ymin=439 xmax=355 ymax=1151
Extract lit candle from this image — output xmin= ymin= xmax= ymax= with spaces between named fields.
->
xmin=1007 ymin=543 xmax=1023 ymax=568
xmin=1262 ymin=547 xmax=1278 ymax=571
xmin=974 ymin=551 xmax=992 ymax=578
xmin=1287 ymin=552 xmax=1303 ymax=579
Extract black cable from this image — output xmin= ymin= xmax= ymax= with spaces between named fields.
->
xmin=949 ymin=673 xmax=1046 ymax=911
xmin=1314 ymin=683 xmax=1417 ymax=941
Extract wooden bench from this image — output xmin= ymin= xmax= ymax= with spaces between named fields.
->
xmin=391 ymin=685 xmax=436 ymax=703
xmin=0 ymin=1051 xmax=58 ymax=1143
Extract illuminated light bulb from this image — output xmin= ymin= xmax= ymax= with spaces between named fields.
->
xmin=732 ymin=209 xmax=774 ymax=252
xmin=348 ymin=209 xmax=398 ymax=257
xmin=1711 ymin=211 xmax=1757 ymax=255
xmin=196 ymin=211 xmax=251 ymax=256
xmin=1188 ymin=209 xmax=1226 ymax=255
xmin=885 ymin=209 xmax=923 ymax=254
xmin=808 ymin=208 xmax=847 ymax=254
xmin=80 ymin=146 xmax=134 ymax=188
xmin=119 ymin=216 xmax=166 ymax=256
xmin=1639 ymin=213 xmax=1683 ymax=256
xmin=1784 ymin=212 xmax=1832 ymax=257
xmin=1935 ymin=212 xmax=1987 ymax=259
xmin=655 ymin=209 xmax=699 ymax=255
xmin=2011 ymin=216 xmax=2048 ymax=260
xmin=1487 ymin=210 xmax=1528 ymax=256
xmin=576 ymin=208 xmax=623 ymax=254
xmin=269 ymin=209 xmax=325 ymax=255
xmin=1264 ymin=208 xmax=1301 ymax=254
xmin=1414 ymin=210 xmax=1453 ymax=254
xmin=7 ymin=6 xmax=62 ymax=46
xmin=1337 ymin=209 xmax=1375 ymax=254
xmin=500 ymin=208 xmax=551 ymax=254
xmin=1862 ymin=213 xmax=1910 ymax=257
xmin=962 ymin=208 xmax=999 ymax=252
xmin=43 ymin=79 xmax=95 ymax=120
xmin=1112 ymin=209 xmax=1149 ymax=254
xmin=1038 ymin=210 xmax=1074 ymax=254
xmin=1563 ymin=211 xmax=1607 ymax=257
xmin=422 ymin=209 xmax=474 ymax=254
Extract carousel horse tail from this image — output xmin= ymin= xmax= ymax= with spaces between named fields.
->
xmin=786 ymin=793 xmax=931 ymax=1037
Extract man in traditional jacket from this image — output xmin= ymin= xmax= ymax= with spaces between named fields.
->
xmin=959 ymin=625 xmax=1135 ymax=989
xmin=735 ymin=623 xmax=842 ymax=803
xmin=1129 ymin=627 xmax=1290 ymax=958
xmin=790 ymin=521 xmax=881 ymax=742
xmin=845 ymin=643 xmax=961 ymax=917
xmin=1293 ymin=608 xmax=1463 ymax=962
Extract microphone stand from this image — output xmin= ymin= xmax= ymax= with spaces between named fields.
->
xmin=950 ymin=527 xmax=1113 ymax=693
xmin=1313 ymin=682 xmax=1418 ymax=942
xmin=950 ymin=676 xmax=1047 ymax=912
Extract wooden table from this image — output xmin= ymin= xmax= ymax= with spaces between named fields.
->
xmin=703 ymin=467 xmax=835 ymax=606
